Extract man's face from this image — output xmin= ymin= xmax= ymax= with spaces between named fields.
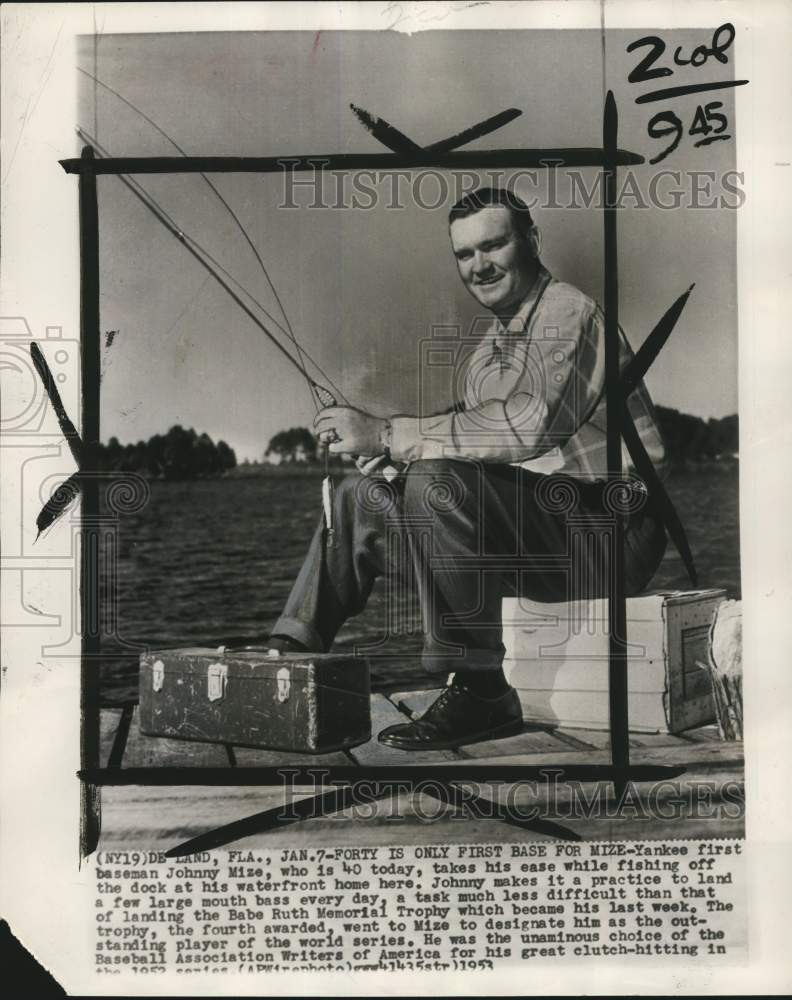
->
xmin=450 ymin=206 xmax=536 ymax=314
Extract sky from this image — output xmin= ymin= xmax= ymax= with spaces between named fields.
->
xmin=77 ymin=29 xmax=739 ymax=462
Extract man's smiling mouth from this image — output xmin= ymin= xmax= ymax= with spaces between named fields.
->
xmin=475 ymin=275 xmax=502 ymax=286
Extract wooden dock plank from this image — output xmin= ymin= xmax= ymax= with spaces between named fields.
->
xmin=457 ymin=726 xmax=574 ymax=759
xmin=628 ymin=732 xmax=695 ymax=748
xmin=100 ymin=709 xmax=123 ymax=768
xmin=682 ymin=724 xmax=723 ymax=742
xmin=231 ymin=746 xmax=352 ymax=767
xmin=99 ymin=785 xmax=320 ymax=846
xmin=443 ymin=741 xmax=743 ymax=770
xmin=547 ymin=728 xmax=695 ymax=751
xmin=389 ymin=688 xmax=445 ymax=718
xmin=107 ymin=704 xmax=135 ymax=767
xmin=124 ymin=707 xmax=232 ymax=768
xmin=346 ymin=693 xmax=461 ymax=765
xmin=549 ymin=728 xmax=612 ymax=749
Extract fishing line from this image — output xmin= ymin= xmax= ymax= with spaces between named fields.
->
xmin=78 ymin=66 xmax=320 ymax=411
xmin=77 ymin=127 xmax=349 ymax=406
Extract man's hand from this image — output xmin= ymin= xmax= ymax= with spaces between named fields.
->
xmin=314 ymin=406 xmax=388 ymax=455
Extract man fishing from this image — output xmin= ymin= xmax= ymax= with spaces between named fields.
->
xmin=267 ymin=187 xmax=668 ymax=751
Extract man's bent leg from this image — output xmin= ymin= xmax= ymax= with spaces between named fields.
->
xmin=378 ymin=459 xmax=532 ymax=750
xmin=377 ymin=463 xmax=664 ymax=750
xmin=398 ymin=459 xmax=514 ymax=676
xmin=399 ymin=459 xmax=576 ymax=675
xmin=271 ymin=473 xmax=398 ymax=651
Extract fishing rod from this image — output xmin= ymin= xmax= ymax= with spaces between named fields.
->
xmin=77 ymin=127 xmax=348 ymax=407
xmin=78 ymin=66 xmax=318 ymax=411
xmin=77 ymin=126 xmax=365 ymax=537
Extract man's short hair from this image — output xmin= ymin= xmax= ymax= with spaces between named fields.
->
xmin=448 ymin=187 xmax=534 ymax=238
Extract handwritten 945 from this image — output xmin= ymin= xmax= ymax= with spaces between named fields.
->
xmin=626 ymin=23 xmax=748 ymax=165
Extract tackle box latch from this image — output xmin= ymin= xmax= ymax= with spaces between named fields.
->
xmin=276 ymin=666 xmax=291 ymax=702
xmin=207 ymin=662 xmax=228 ymax=702
xmin=152 ymin=659 xmax=165 ymax=692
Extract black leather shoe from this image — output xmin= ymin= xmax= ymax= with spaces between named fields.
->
xmin=266 ymin=634 xmax=311 ymax=654
xmin=378 ymin=684 xmax=523 ymax=750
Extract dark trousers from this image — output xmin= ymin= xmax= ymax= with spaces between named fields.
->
xmin=272 ymin=459 xmax=667 ymax=675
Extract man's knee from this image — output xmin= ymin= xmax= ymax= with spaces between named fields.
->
xmin=403 ymin=458 xmax=479 ymax=514
xmin=624 ymin=513 xmax=667 ymax=595
xmin=339 ymin=471 xmax=400 ymax=521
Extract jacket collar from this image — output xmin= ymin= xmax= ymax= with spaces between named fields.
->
xmin=494 ymin=265 xmax=553 ymax=337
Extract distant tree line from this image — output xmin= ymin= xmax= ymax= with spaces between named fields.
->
xmin=265 ymin=427 xmax=317 ymax=464
xmin=262 ymin=411 xmax=739 ymax=468
xmin=655 ymin=408 xmax=738 ymax=464
xmin=100 ymin=425 xmax=236 ymax=479
xmin=111 ymin=409 xmax=735 ymax=480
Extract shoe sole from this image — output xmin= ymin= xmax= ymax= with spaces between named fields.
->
xmin=377 ymin=717 xmax=524 ymax=751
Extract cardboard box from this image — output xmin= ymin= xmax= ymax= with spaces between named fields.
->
xmin=502 ymin=590 xmax=726 ymax=733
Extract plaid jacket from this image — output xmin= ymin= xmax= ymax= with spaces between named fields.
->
xmin=390 ymin=266 xmax=668 ymax=483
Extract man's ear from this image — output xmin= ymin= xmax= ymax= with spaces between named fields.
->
xmin=527 ymin=225 xmax=542 ymax=259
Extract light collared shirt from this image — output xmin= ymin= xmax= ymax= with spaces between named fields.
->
xmin=389 ymin=266 xmax=668 ymax=482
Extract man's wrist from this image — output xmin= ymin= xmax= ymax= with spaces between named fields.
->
xmin=379 ymin=417 xmax=393 ymax=453
xmin=388 ymin=414 xmax=432 ymax=462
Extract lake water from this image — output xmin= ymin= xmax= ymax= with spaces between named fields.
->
xmin=100 ymin=465 xmax=740 ymax=705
